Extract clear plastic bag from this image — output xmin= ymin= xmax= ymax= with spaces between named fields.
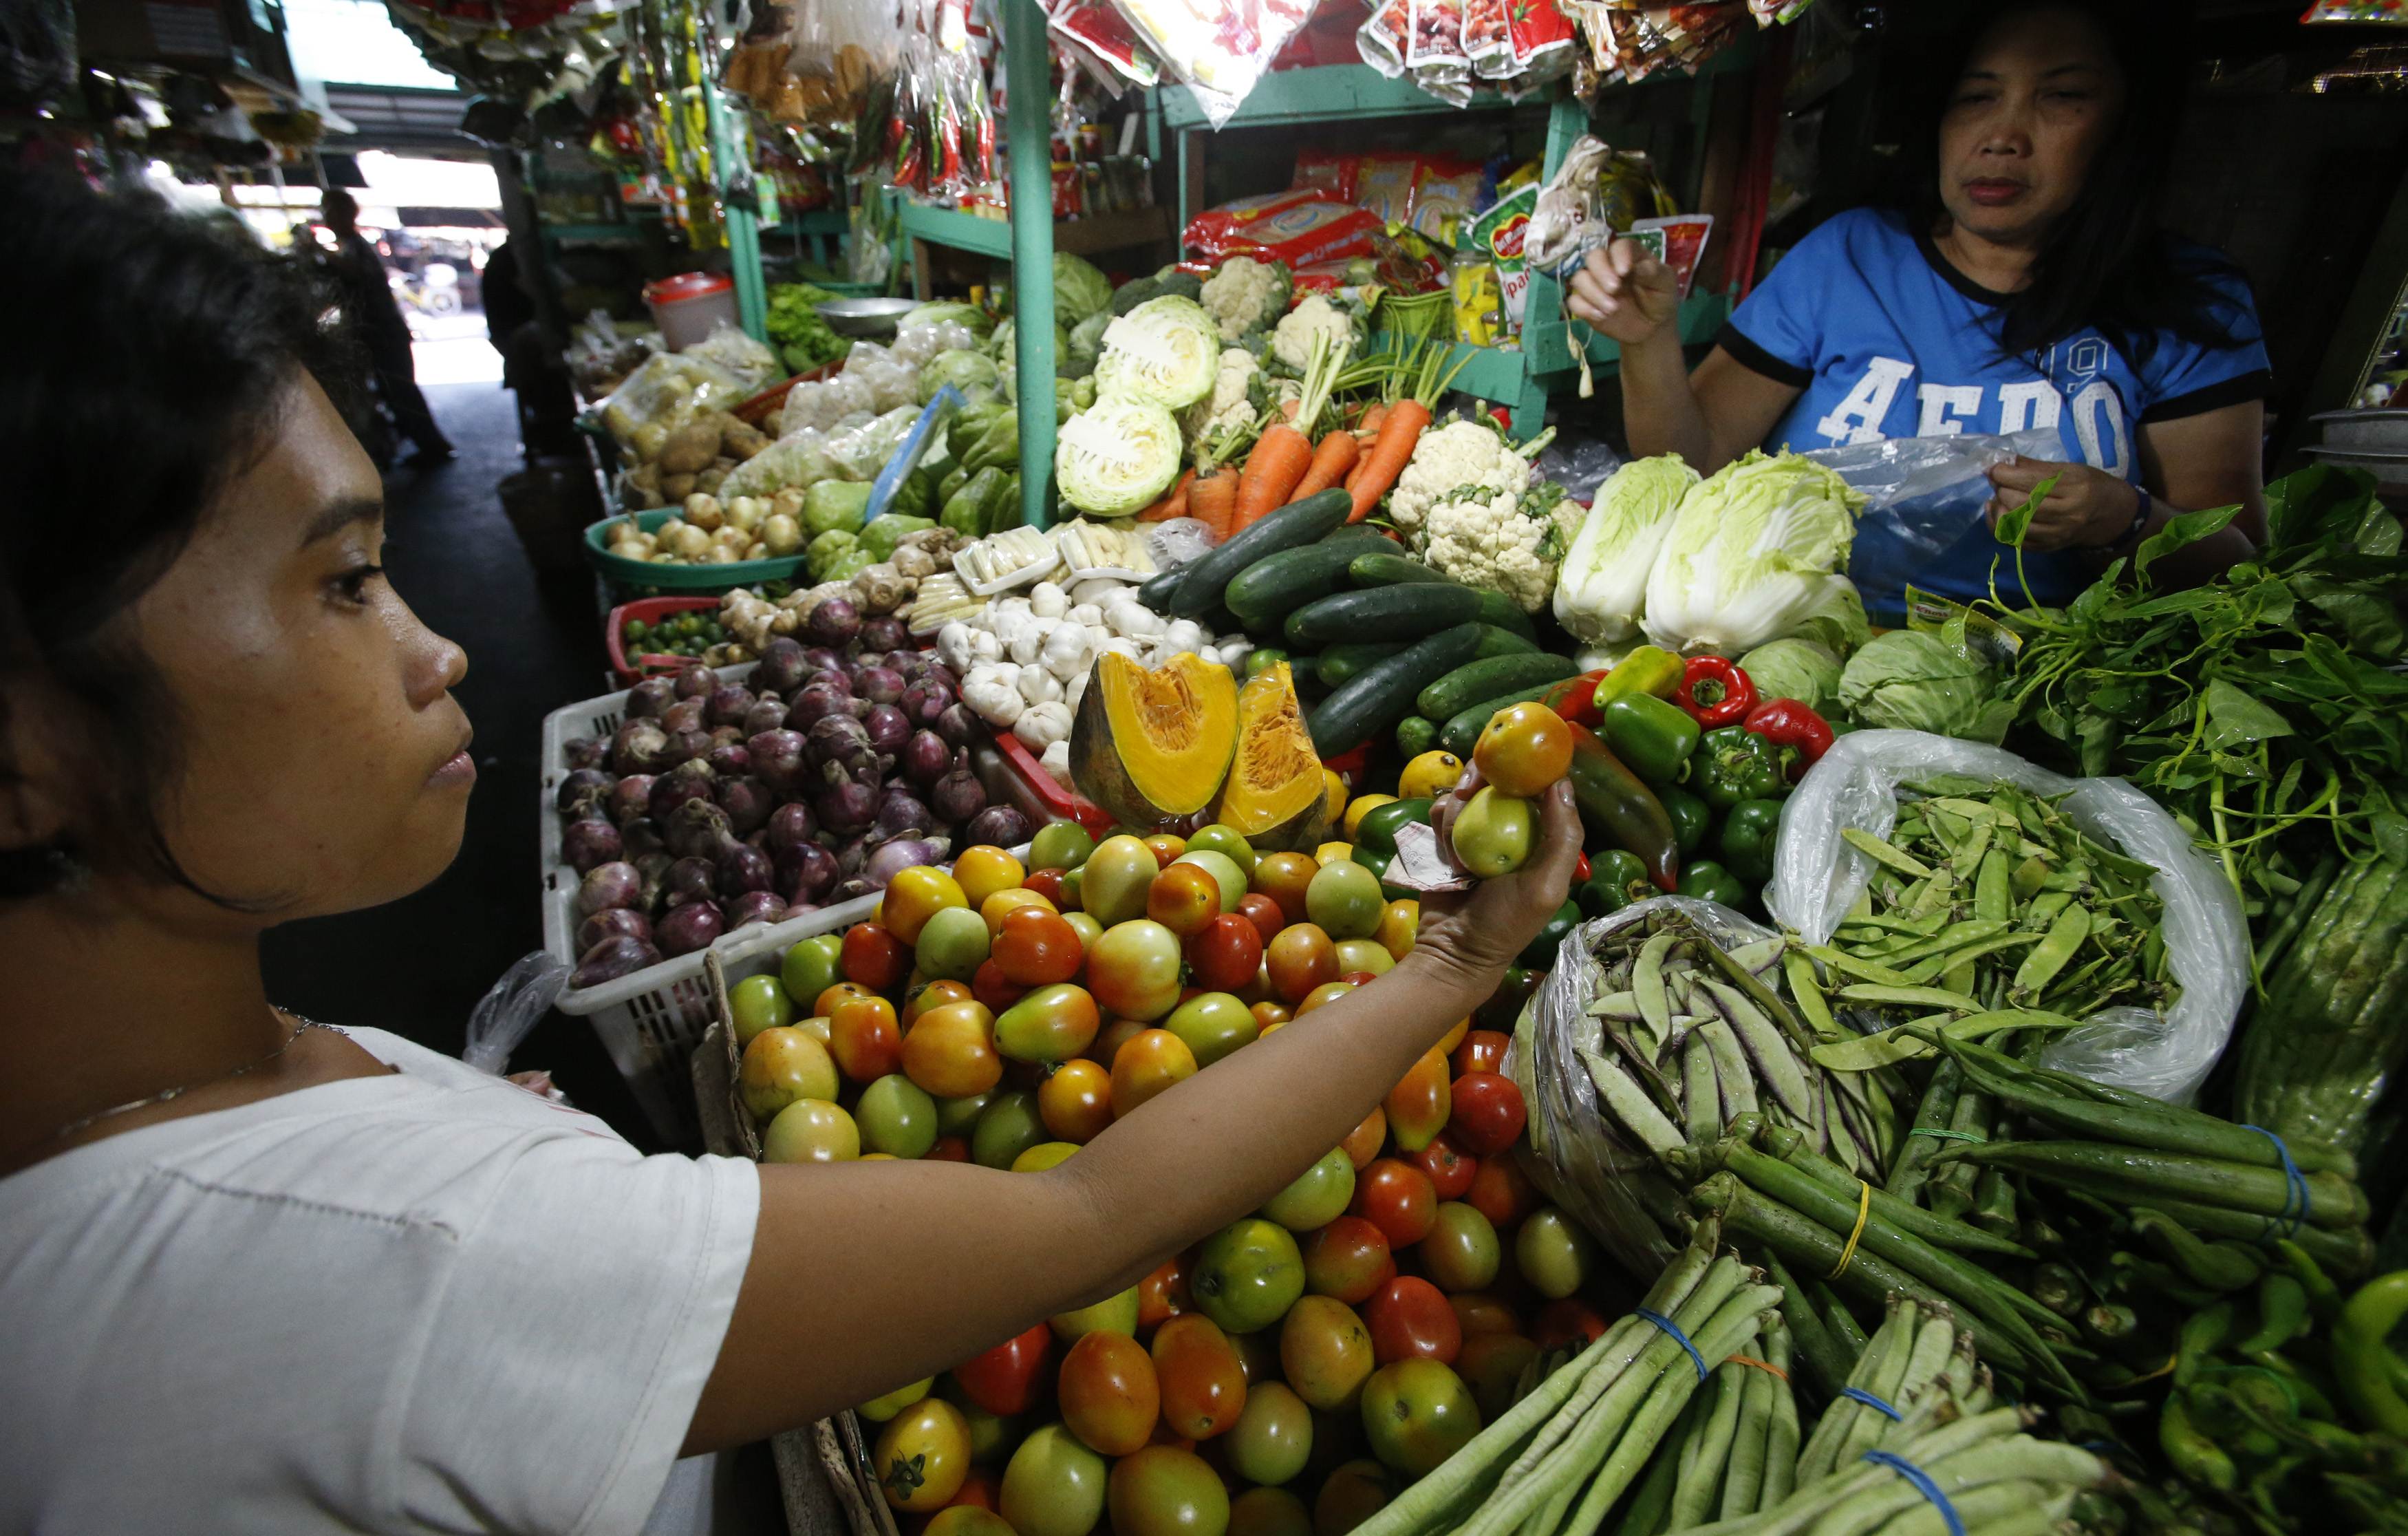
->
xmin=891 ymin=322 xmax=972 ymax=367
xmin=720 ymin=427 xmax=838 ymax=500
xmin=462 ymin=952 xmax=568 ymax=1075
xmin=1765 ymin=729 xmax=2250 ymax=1105
xmin=1805 ymin=428 xmax=2057 ymax=566
xmin=1146 ymin=518 xmax=1219 ymax=568
xmin=595 ymin=350 xmax=748 ymax=443
xmin=683 ymin=319 xmax=782 ymax=392
xmin=843 ymin=339 xmax=920 ymax=412
xmin=1516 ymin=896 xmax=1774 ymax=1273
xmin=825 ymin=405 xmax=923 ymax=482
xmin=1530 ymin=435 xmax=1626 ymax=502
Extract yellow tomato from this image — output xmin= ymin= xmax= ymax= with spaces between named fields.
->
xmin=882 ymin=866 xmax=967 ymax=946
xmin=1314 ymin=842 xmax=1355 ymax=868
xmin=981 ymin=886 xmax=1060 ymax=937
xmin=952 ymin=846 xmax=1027 ymax=910
xmin=1011 ymin=1140 xmax=1082 ymax=1173
xmin=873 ymin=1398 xmax=971 ymax=1511
xmin=1322 ymin=769 xmax=1349 ymax=824
xmin=1378 ymin=899 xmax=1419 ymax=960
xmin=1399 ymin=750 xmax=1466 ymax=801
xmin=1296 ymin=980 xmax=1357 ymax=1016
xmin=1438 ymin=1018 xmax=1469 ymax=1055
xmin=1342 ymin=794 xmax=1397 ymax=841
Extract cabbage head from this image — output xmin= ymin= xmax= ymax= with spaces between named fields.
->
xmin=1836 ymin=630 xmax=2014 ymax=743
xmin=1552 ymin=454 xmax=1698 ymax=644
xmin=918 ymin=349 xmax=1000 ymax=405
xmin=1066 ymin=310 xmax=1111 ymax=378
xmin=1642 ymin=449 xmax=1864 ymax=657
xmin=1053 ymin=254 xmax=1114 ymax=329
xmin=901 ymin=300 xmax=993 ymax=340
xmin=1094 ymin=296 xmax=1221 ymax=412
xmin=1733 ymin=638 xmax=1842 ymax=713
xmin=1055 ymin=394 xmax=1183 ymax=517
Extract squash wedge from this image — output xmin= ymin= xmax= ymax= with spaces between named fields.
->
xmin=1070 ymin=651 xmax=1239 ymax=831
xmin=1212 ymin=662 xmax=1331 ymax=853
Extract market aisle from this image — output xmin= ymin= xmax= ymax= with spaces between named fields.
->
xmin=261 ymin=381 xmax=655 ymax=1142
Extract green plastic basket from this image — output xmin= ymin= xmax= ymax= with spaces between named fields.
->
xmin=583 ymin=508 xmax=808 ymax=593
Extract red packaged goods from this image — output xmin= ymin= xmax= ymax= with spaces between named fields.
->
xmin=1359 ymin=0 xmax=1410 ymax=75
xmin=1463 ymin=0 xmax=1513 ymax=76
xmin=1505 ymin=0 xmax=1574 ymax=86
xmin=1292 ymin=148 xmax=1361 ymax=203
xmin=1046 ymin=1 xmax=1160 ymax=92
xmin=1354 ymin=152 xmax=1421 ymax=225
xmin=1407 ymin=0 xmax=1471 ymax=76
xmin=1184 ymin=190 xmax=1384 ymax=268
xmin=1409 ymin=157 xmax=1483 ymax=242
xmin=1628 ymin=213 xmax=1713 ymax=299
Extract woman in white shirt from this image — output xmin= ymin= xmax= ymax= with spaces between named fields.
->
xmin=0 ymin=173 xmax=1579 ymax=1533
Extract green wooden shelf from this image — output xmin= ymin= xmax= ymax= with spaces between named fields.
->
xmin=764 ymin=209 xmax=850 ymax=236
xmin=899 ymin=202 xmax=1015 ymax=259
xmin=1157 ymin=63 xmax=1518 ymax=131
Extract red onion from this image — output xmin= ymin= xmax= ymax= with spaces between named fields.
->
xmin=577 ymin=906 xmax=652 ymax=952
xmin=885 ymin=648 xmax=925 ymax=674
xmin=766 ymin=801 xmax=819 ymax=856
xmin=777 ymin=840 xmax=838 ymax=904
xmin=801 ymin=646 xmax=846 ymax=674
xmin=742 ymin=697 xmax=789 ymax=737
xmin=785 ymin=684 xmax=852 ymax=732
xmin=902 ymin=729 xmax=952 ymax=787
xmin=817 ymin=776 xmax=878 ymax=835
xmin=931 ymin=764 xmax=988 ymax=826
xmin=714 ymin=776 xmax=774 ymax=837
xmin=806 ymin=714 xmax=881 ymax=784
xmin=656 ymin=901 xmax=724 ymax=957
xmin=707 ymin=683 xmax=756 ymax=729
xmin=900 ymin=676 xmax=956 ymax=727
xmin=666 ymin=728 xmax=713 ymax=767
xmin=935 ymin=703 xmax=982 ymax=749
xmin=854 ymin=665 xmax=906 ymax=705
xmin=709 ymin=727 xmax=744 ymax=753
xmin=963 ymin=804 xmax=1033 ymax=849
xmin=663 ymin=696 xmax=708 ymax=736
xmin=610 ymin=719 xmax=671 ymax=776
xmin=875 ymin=788 xmax=936 ymax=842
xmin=862 ymin=703 xmax=910 ymax=756
xmin=648 ymin=760 xmax=716 ymax=823
xmin=572 ymin=935 xmax=660 ymax=988
xmin=722 ymin=890 xmax=788 ymax=931
xmin=622 ymin=820 xmax=667 ymax=860
xmin=709 ymin=743 xmax=751 ymax=778
xmin=634 ymin=852 xmax=674 ymax=913
xmin=625 ymin=677 xmax=678 ymax=720
xmin=555 ymin=767 xmax=612 ymax=819
xmin=561 ymin=818 xmax=623 ymax=874
xmin=924 ymin=663 xmax=960 ymax=694
xmin=563 ymin=735 xmax=607 ymax=771
xmin=665 ymin=856 xmax=719 ymax=908
xmin=806 ymin=667 xmax=853 ymax=697
xmin=807 ymin=598 xmax=861 ymax=648
xmin=603 ymin=775 xmax=653 ymax=826
xmin=755 ymin=637 xmax=810 ymax=696
xmin=746 ymin=729 xmax=810 ymax=795
xmin=836 ymin=835 xmax=870 ymax=879
xmin=860 ymin=616 xmax=910 ymax=653
xmin=718 ymin=841 xmax=775 ymax=897
xmin=863 ymin=836 xmax=950 ymax=890
xmin=671 ymin=663 xmax=717 ymax=701
xmin=575 ymin=860 xmax=642 ymax=917
xmin=663 ymin=796 xmax=735 ymax=861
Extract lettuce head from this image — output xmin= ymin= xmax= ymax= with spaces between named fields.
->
xmin=1642 ymin=449 xmax=1864 ymax=657
xmin=1733 ymin=638 xmax=1842 ymax=713
xmin=1836 ymin=629 xmax=2014 ymax=743
xmin=1053 ymin=254 xmax=1114 ymax=329
xmin=1553 ymin=454 xmax=1699 ymax=643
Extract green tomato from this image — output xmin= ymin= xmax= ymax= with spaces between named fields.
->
xmin=1333 ymin=939 xmax=1393 ymax=977
xmin=857 ymin=1376 xmax=933 ymax=1422
xmin=971 ymin=1089 xmax=1048 ymax=1170
xmin=1174 ymin=849 xmax=1247 ymax=913
xmin=1306 ymin=860 xmax=1386 ymax=940
xmin=1260 ymin=1147 xmax=1356 ymax=1233
xmin=856 ymin=1074 xmax=939 ymax=1159
xmin=1029 ymin=820 xmax=1097 ymax=872
xmin=780 ymin=932 xmax=843 ymax=1007
xmin=935 ymin=1089 xmax=992 ymax=1138
xmin=1225 ymin=1381 xmax=1314 ymax=1486
xmin=1192 ymin=1217 xmax=1307 ymax=1335
xmin=1081 ymin=835 xmax=1160 ymax=927
xmin=1421 ymin=1202 xmax=1501 ymax=1292
xmin=916 ymin=906 xmax=991 ymax=982
xmin=1360 ymin=1361 xmax=1481 ymax=1478
xmin=1185 ymin=824 xmax=1258 ymax=877
xmin=1451 ymin=787 xmax=1534 ymax=878
xmin=1163 ymin=990 xmax=1260 ymax=1068
xmin=1514 ymin=1206 xmax=1596 ymax=1301
xmin=1049 ymin=1285 xmax=1141 ymax=1341
xmin=729 ymin=973 xmax=793 ymax=1046
xmin=1000 ymin=1424 xmax=1110 ymax=1536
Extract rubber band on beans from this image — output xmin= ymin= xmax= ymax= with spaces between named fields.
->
xmin=1674 ymin=656 xmax=1756 ymax=728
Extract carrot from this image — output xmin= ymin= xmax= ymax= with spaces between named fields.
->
xmin=1344 ymin=458 xmax=1370 ymax=493
xmin=1189 ymin=467 xmax=1240 ymax=541
xmin=1233 ymin=331 xmax=1351 ymax=531
xmin=1288 ymin=429 xmax=1360 ymax=504
xmin=1137 ymin=468 xmax=1194 ymax=522
xmin=1345 ymin=341 xmax=1472 ymax=523
xmin=1357 ymin=402 xmax=1390 ymax=438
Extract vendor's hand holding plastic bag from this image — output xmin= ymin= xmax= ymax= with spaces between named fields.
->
xmin=1767 ymin=729 xmax=2248 ymax=1104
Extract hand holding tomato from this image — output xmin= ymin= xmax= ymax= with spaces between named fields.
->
xmin=1410 ymin=780 xmax=1583 ymax=988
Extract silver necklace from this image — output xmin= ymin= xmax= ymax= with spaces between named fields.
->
xmin=50 ymin=1013 xmax=349 ymax=1143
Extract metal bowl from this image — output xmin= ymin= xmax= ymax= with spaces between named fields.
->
xmin=816 ymin=296 xmax=919 ymax=339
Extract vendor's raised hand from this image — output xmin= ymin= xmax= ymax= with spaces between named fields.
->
xmin=1565 ymin=238 xmax=1680 ymax=347
xmin=1410 ymin=780 xmax=1582 ymax=988
xmin=1986 ymin=456 xmax=2144 ymax=553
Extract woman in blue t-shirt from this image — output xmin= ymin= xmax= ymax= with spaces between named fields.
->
xmin=1569 ymin=0 xmax=2269 ymax=619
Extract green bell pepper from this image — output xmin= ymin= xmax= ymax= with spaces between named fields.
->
xmin=1578 ymin=849 xmax=1651 ymax=919
xmin=802 ymin=479 xmax=874 ymax=538
xmin=1677 ymin=860 xmax=1745 ymax=908
xmin=943 ymin=466 xmax=1007 ymax=538
xmin=1476 ymin=966 xmax=1539 ymax=1031
xmin=1599 ymin=694 xmax=1701 ymax=786
xmin=1718 ymin=798 xmax=1784 ymax=886
xmin=1519 ymin=899 xmax=1581 ymax=968
xmin=1353 ymin=798 xmax=1432 ymax=865
xmin=1692 ymin=726 xmax=1788 ymax=811
xmin=1657 ymin=786 xmax=1711 ymax=855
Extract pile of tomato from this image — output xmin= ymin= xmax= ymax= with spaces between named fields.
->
xmin=725 ymin=817 xmax=1610 ymax=1536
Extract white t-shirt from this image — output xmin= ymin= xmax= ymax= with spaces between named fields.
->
xmin=0 ymin=1027 xmax=761 ymax=1535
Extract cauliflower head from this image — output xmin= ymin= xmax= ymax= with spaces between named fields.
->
xmin=1269 ymin=294 xmax=1354 ymax=374
xmin=1181 ymin=348 xmax=1265 ymax=461
xmin=1201 ymin=257 xmax=1291 ymax=341
xmin=1423 ymin=482 xmax=1582 ymax=613
xmin=1387 ymin=418 xmax=1528 ymax=537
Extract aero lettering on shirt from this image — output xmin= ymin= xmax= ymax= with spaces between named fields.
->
xmin=1811 ymin=360 xmax=2131 ymax=476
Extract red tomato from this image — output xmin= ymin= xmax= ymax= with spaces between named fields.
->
xmin=1350 ymin=1159 xmax=1437 ymax=1249
xmin=1264 ymin=924 xmax=1338 ymax=1005
xmin=1146 ymin=864 xmax=1221 ymax=938
xmin=1141 ymin=833 xmax=1188 ymax=868
xmin=927 ymin=1135 xmax=970 ymax=1163
xmin=1088 ymin=1016 xmax=1147 ymax=1070
xmin=1472 ymin=702 xmax=1573 ymax=798
xmin=1108 ymin=1444 xmax=1228 ymax=1536
xmin=843 ymin=922 xmax=911 ymax=992
xmin=1234 ymin=893 xmax=1285 ymax=948
xmin=815 ymin=980 xmax=874 ymax=1018
xmin=1340 ymin=971 xmax=1380 ymax=987
xmin=1382 ymin=1049 xmax=1451 ymax=1154
xmin=827 ymin=993 xmax=903 ymax=1082
xmin=1410 ymin=1133 xmax=1479 ymax=1202
xmin=1456 ymin=1332 xmax=1540 ymax=1426
xmin=1038 ymin=1059 xmax=1114 ymax=1143
xmin=907 ymin=979 xmax=976 ymax=1025
xmin=1465 ymin=1152 xmax=1540 ymax=1230
xmin=1534 ymin=1299 xmax=1611 ymax=1352
xmin=1277 ymin=1294 xmax=1376 ymax=1412
xmin=1021 ymin=866 xmax=1069 ymax=909
xmin=1058 ymin=1330 xmax=1160 ymax=1456
xmin=1296 ymin=981 xmax=1356 ymax=1016
xmin=1185 ymin=913 xmax=1264 ymax=993
xmin=1249 ymin=1000 xmax=1292 ymax=1033
xmin=1300 ymin=1215 xmax=1395 ymax=1305
xmin=1137 ymin=1254 xmax=1190 ymax=1330
xmin=993 ymin=906 xmax=1084 ymax=988
xmin=1110 ymin=1029 xmax=1197 ymax=1118
xmin=952 ymin=1323 xmax=1052 ymax=1416
xmin=1250 ymin=853 xmax=1318 ymax=927
xmin=1452 ymin=1029 xmax=1512 ymax=1078
xmin=1449 ymin=1071 xmax=1528 ymax=1156
xmin=1448 ymin=1292 xmax=1520 ymax=1338
xmin=942 ymin=1469 xmax=1001 ymax=1513
xmin=1340 ymin=1107 xmax=1387 ymax=1169
xmin=1365 ymin=1277 xmax=1462 ymax=1365
xmin=1150 ymin=1313 xmax=1247 ymax=1440
xmin=970 ymin=959 xmax=1026 ymax=1014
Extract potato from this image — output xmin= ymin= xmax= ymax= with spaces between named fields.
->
xmin=727 ymin=496 xmax=764 ymax=534
xmin=658 ymin=420 xmax=721 ymax=475
xmin=707 ymin=544 xmax=742 ymax=564
xmin=660 ymin=472 xmax=697 ymax=501
xmin=722 ymin=420 xmax=772 ymax=460
xmin=694 ymin=465 xmax=728 ymax=495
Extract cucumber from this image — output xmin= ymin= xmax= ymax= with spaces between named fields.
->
xmin=1318 ymin=641 xmax=1409 ymax=690
xmin=1347 ymin=552 xmax=1451 ymax=588
xmin=1224 ymin=528 xmax=1394 ymax=629
xmin=1168 ymin=489 xmax=1353 ymax=618
xmin=1476 ymin=591 xmax=1538 ymax=639
xmin=1136 ymin=562 xmax=1187 ymax=615
xmin=1284 ymin=584 xmax=1485 ymax=648
xmin=1473 ymin=625 xmax=1540 ymax=659
xmin=1439 ymin=680 xmax=1563 ymax=756
xmin=1395 ymin=715 xmax=1440 ymax=759
xmin=1309 ymin=623 xmax=1487 ymax=757
xmin=1418 ymin=654 xmax=1578 ymax=723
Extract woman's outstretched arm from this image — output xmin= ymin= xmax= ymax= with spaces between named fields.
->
xmin=684 ymin=782 xmax=1584 ymax=1451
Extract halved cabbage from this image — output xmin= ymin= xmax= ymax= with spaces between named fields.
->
xmin=1055 ymin=395 xmax=1183 ymax=518
xmin=1094 ymin=295 xmax=1221 ymax=411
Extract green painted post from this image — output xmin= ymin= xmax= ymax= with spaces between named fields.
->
xmin=1004 ymin=0 xmax=1056 ymax=530
xmin=705 ymin=80 xmax=768 ymax=343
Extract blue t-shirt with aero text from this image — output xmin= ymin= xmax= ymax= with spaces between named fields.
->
xmin=1721 ymin=207 xmax=2270 ymax=617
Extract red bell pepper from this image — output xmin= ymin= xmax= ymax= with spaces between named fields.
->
xmin=1541 ymin=669 xmax=1609 ymax=728
xmin=1673 ymin=657 xmax=1758 ymax=729
xmin=1743 ymin=698 xmax=1836 ymax=781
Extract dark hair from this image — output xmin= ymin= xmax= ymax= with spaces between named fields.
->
xmin=0 ymin=171 xmax=343 ymax=899
xmin=1893 ymin=0 xmax=2248 ymax=370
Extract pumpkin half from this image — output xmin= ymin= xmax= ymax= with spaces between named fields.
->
xmin=1212 ymin=662 xmax=1331 ymax=852
xmin=1070 ymin=650 xmax=1239 ymax=831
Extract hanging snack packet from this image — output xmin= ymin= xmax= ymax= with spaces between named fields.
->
xmin=1359 ymin=0 xmax=1411 ymax=76
xmin=1407 ymin=0 xmax=1473 ymax=85
xmin=1628 ymin=213 xmax=1712 ymax=298
xmin=1503 ymin=0 xmax=1576 ymax=92
xmin=1465 ymin=180 xmax=1536 ymax=331
xmin=1046 ymin=1 xmax=1160 ymax=92
xmin=1463 ymin=0 xmax=1514 ymax=76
